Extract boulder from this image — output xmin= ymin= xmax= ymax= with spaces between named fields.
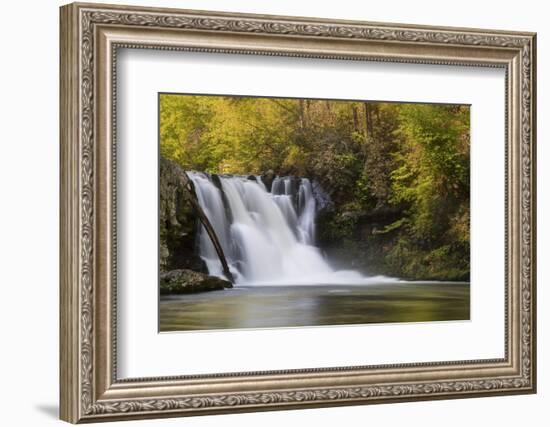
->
xmin=160 ymin=269 xmax=233 ymax=294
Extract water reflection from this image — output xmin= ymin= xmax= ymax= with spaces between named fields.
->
xmin=160 ymin=282 xmax=470 ymax=332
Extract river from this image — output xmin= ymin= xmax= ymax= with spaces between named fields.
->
xmin=166 ymin=173 xmax=469 ymax=332
xmin=160 ymin=281 xmax=469 ymax=331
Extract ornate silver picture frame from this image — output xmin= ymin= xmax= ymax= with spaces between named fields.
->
xmin=60 ymin=2 xmax=536 ymax=423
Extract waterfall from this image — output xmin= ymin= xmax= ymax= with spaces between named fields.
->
xmin=188 ymin=172 xmax=372 ymax=286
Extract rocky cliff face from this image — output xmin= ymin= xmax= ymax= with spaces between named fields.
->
xmin=159 ymin=157 xmax=207 ymax=274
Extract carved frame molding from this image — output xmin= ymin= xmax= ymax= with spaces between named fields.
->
xmin=60 ymin=2 xmax=536 ymax=423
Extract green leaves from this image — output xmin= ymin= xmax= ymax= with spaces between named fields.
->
xmin=384 ymin=104 xmax=470 ymax=279
xmin=159 ymin=94 xmax=470 ymax=280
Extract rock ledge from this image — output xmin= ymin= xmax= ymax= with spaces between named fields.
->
xmin=160 ymin=269 xmax=232 ymax=294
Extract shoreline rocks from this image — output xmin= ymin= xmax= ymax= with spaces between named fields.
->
xmin=160 ymin=269 xmax=233 ymax=294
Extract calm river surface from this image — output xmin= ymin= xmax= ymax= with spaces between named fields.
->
xmin=159 ymin=281 xmax=469 ymax=332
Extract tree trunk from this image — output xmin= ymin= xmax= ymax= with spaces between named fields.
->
xmin=299 ymin=99 xmax=306 ymax=130
xmin=352 ymin=106 xmax=359 ymax=132
xmin=364 ymin=102 xmax=374 ymax=138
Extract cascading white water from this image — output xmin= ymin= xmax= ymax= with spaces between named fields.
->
xmin=188 ymin=172 xmax=382 ymax=285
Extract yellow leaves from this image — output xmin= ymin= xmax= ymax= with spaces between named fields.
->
xmin=282 ymin=145 xmax=309 ymax=174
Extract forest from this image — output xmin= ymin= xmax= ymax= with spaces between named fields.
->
xmin=160 ymin=93 xmax=470 ymax=281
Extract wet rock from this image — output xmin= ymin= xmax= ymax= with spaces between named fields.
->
xmin=160 ymin=269 xmax=233 ymax=294
xmin=261 ymin=169 xmax=276 ymax=192
xmin=311 ymin=179 xmax=334 ymax=212
xmin=209 ymin=173 xmax=233 ymax=223
xmin=159 ymin=158 xmax=207 ymax=273
xmin=210 ymin=173 xmax=223 ymax=190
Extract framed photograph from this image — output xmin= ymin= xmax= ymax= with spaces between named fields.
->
xmin=60 ymin=2 xmax=537 ymax=423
